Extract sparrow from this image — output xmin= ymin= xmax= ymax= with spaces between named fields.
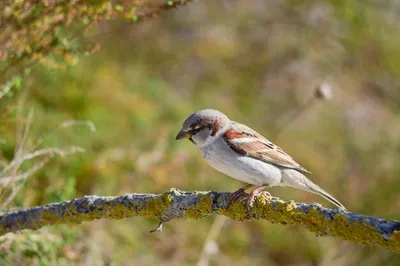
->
xmin=175 ymin=109 xmax=346 ymax=210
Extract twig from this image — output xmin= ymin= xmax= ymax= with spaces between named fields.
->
xmin=0 ymin=111 xmax=91 ymax=208
xmin=0 ymin=157 xmax=52 ymax=186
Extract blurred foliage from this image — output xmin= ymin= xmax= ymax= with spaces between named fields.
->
xmin=1 ymin=0 xmax=400 ymax=265
xmin=0 ymin=0 xmax=193 ymax=103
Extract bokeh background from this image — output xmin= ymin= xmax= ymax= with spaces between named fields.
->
xmin=1 ymin=0 xmax=400 ymax=265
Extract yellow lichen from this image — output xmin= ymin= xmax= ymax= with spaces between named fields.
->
xmin=298 ymin=206 xmax=328 ymax=233
xmin=199 ymin=196 xmax=212 ymax=213
xmin=40 ymin=210 xmax=62 ymax=224
xmin=104 ymin=202 xmax=131 ymax=220
xmin=391 ymin=231 xmax=400 ymax=249
xmin=218 ymin=200 xmax=247 ymax=221
xmin=184 ymin=196 xmax=213 ymax=219
xmin=285 ymin=200 xmax=297 ymax=212
xmin=139 ymin=193 xmax=174 ymax=219
xmin=140 ymin=198 xmax=167 ymax=218
xmin=330 ymin=214 xmax=382 ymax=244
xmin=163 ymin=193 xmax=174 ymax=205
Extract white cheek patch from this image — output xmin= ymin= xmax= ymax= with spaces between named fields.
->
xmin=229 ymin=137 xmax=256 ymax=144
xmin=193 ymin=128 xmax=215 ymax=148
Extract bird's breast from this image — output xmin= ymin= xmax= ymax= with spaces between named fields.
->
xmin=199 ymin=138 xmax=282 ymax=186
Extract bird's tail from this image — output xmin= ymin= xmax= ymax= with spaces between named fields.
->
xmin=303 ymin=178 xmax=346 ymax=210
xmin=281 ymin=170 xmax=346 ymax=210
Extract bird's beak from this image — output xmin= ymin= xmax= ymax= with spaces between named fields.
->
xmin=175 ymin=130 xmax=191 ymax=140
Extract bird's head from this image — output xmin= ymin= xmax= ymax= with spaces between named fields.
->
xmin=175 ymin=109 xmax=231 ymax=147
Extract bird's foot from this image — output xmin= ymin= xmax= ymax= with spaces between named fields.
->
xmin=246 ymin=185 xmax=270 ymax=211
xmin=258 ymin=191 xmax=272 ymax=198
xmin=228 ymin=186 xmax=251 ymax=205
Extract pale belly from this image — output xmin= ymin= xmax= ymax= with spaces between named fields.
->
xmin=200 ymin=139 xmax=282 ymax=187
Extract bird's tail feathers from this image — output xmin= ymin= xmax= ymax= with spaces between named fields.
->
xmin=304 ymin=179 xmax=346 ymax=210
xmin=281 ymin=172 xmax=346 ymax=210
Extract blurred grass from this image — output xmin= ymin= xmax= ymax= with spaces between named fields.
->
xmin=1 ymin=0 xmax=400 ymax=265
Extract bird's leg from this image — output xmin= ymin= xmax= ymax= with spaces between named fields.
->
xmin=228 ymin=184 xmax=253 ymax=204
xmin=246 ymin=184 xmax=270 ymax=211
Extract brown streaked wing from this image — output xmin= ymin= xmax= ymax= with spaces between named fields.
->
xmin=223 ymin=122 xmax=311 ymax=173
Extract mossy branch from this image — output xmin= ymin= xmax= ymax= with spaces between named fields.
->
xmin=0 ymin=188 xmax=399 ymax=252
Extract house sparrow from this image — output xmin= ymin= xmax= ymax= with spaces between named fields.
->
xmin=176 ymin=109 xmax=346 ymax=210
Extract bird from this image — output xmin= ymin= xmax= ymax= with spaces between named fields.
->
xmin=175 ymin=109 xmax=346 ymax=210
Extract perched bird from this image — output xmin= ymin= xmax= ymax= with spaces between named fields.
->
xmin=175 ymin=109 xmax=346 ymax=210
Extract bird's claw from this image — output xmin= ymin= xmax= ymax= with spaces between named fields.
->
xmin=259 ymin=191 xmax=272 ymax=198
xmin=228 ymin=189 xmax=249 ymax=205
xmin=246 ymin=191 xmax=272 ymax=211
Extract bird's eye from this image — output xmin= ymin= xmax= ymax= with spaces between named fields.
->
xmin=190 ymin=125 xmax=202 ymax=135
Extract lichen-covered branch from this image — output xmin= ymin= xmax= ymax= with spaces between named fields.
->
xmin=0 ymin=188 xmax=399 ymax=252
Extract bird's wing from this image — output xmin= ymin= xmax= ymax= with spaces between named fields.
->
xmin=223 ymin=122 xmax=311 ymax=173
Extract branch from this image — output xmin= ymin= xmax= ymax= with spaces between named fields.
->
xmin=0 ymin=188 xmax=399 ymax=252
